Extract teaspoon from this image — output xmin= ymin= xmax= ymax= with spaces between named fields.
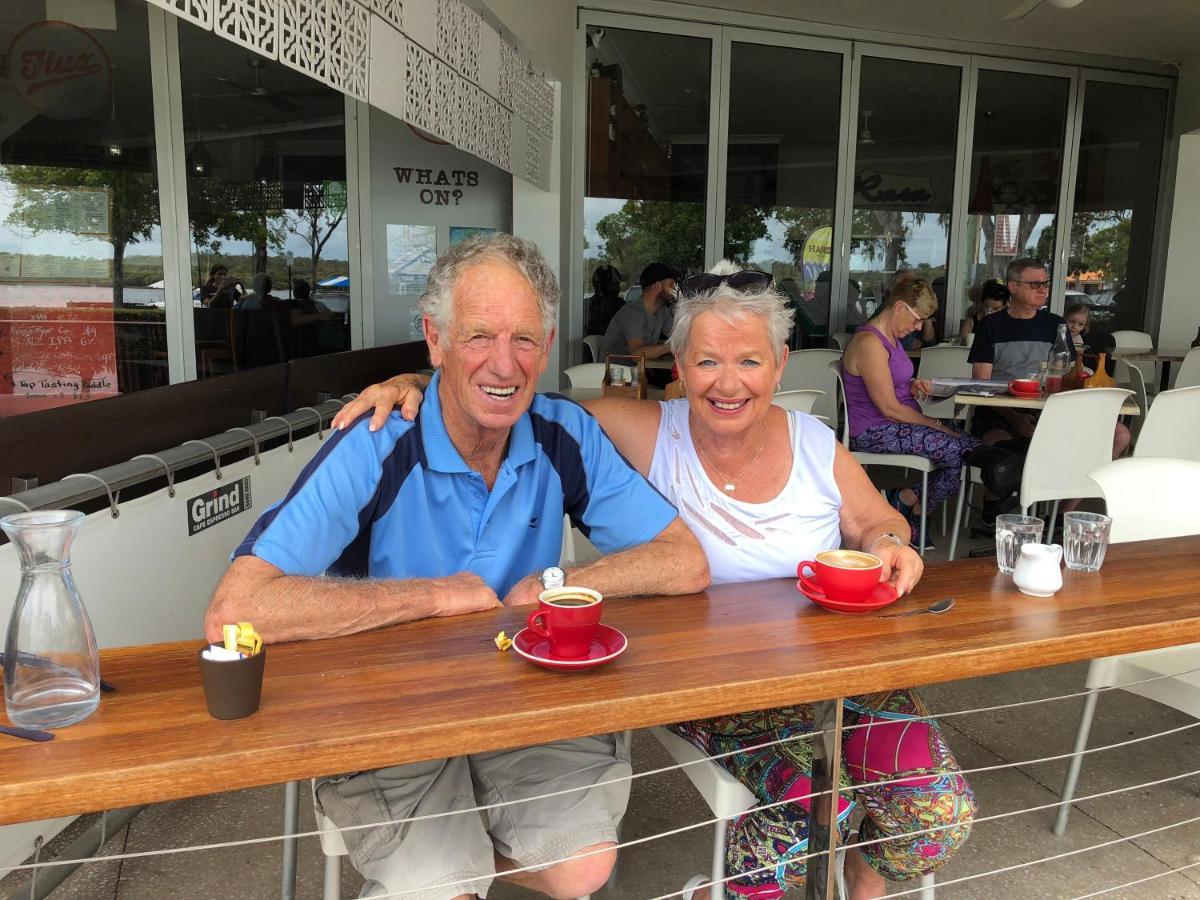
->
xmin=878 ymin=597 xmax=956 ymax=619
xmin=0 ymin=724 xmax=54 ymax=742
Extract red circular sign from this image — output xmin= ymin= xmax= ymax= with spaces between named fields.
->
xmin=7 ymin=20 xmax=112 ymax=120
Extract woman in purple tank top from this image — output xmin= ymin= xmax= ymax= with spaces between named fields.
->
xmin=842 ymin=274 xmax=981 ymax=548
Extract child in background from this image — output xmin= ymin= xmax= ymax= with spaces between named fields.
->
xmin=1064 ymin=302 xmax=1090 ymax=355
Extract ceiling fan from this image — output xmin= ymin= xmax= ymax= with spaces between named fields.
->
xmin=1003 ymin=0 xmax=1086 ymax=22
xmin=209 ymin=58 xmax=324 ymax=113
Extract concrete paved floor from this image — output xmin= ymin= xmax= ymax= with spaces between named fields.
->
xmin=3 ymin=505 xmax=1197 ymax=899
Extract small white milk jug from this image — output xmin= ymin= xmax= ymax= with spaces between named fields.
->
xmin=1012 ymin=543 xmax=1063 ymax=597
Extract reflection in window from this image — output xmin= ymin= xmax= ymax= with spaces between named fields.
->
xmin=0 ymin=1 xmax=165 ymax=416
xmin=1067 ymin=82 xmax=1167 ymax=332
xmin=582 ymin=25 xmax=709 ymax=336
xmin=724 ymin=42 xmax=842 ymax=349
xmin=963 ymin=69 xmax=1069 ymax=323
xmin=850 ymin=57 xmax=959 ymax=341
xmin=180 ymin=24 xmax=350 ymax=376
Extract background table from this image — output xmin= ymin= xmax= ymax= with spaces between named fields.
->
xmin=955 ymin=390 xmax=1141 ymax=415
xmin=1111 ymin=347 xmax=1192 ymax=392
xmin=1 ymin=535 xmax=1198 ymax=826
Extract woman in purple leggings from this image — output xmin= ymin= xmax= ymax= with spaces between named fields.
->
xmin=842 ymin=274 xmax=981 ymax=548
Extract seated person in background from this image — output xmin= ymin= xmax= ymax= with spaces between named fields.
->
xmin=237 ymin=273 xmax=285 ymax=311
xmin=1064 ymin=300 xmax=1090 ymax=355
xmin=601 ymin=261 xmax=677 ymax=361
xmin=584 ymin=263 xmax=623 ymax=337
xmin=288 ymin=278 xmax=338 ymax=325
xmin=336 ymin=260 xmax=975 ymax=900
xmin=201 ymin=263 xmax=240 ymax=308
xmin=958 ymin=280 xmax=1008 ymax=343
xmin=844 ymin=273 xmax=981 ymax=548
xmin=206 ymin=234 xmax=709 ymax=900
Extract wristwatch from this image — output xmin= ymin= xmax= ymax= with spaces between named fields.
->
xmin=868 ymin=532 xmax=905 ymax=552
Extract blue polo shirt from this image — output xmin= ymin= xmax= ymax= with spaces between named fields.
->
xmin=233 ymin=372 xmax=677 ymax=596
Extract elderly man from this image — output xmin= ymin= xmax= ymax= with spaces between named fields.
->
xmin=205 ymin=234 xmax=708 ymax=899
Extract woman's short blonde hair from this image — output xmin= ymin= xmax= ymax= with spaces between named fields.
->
xmin=669 ymin=261 xmax=793 ymax=363
xmin=887 ymin=272 xmax=938 ymax=319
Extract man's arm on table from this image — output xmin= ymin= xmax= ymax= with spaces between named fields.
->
xmin=503 ymin=516 xmax=708 ymax=606
xmin=206 ymin=560 xmax=499 ymax=644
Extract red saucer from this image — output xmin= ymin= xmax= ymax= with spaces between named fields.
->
xmin=512 ymin=624 xmax=628 ymax=671
xmin=795 ymin=579 xmax=900 ymax=614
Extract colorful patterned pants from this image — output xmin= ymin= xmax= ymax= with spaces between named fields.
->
xmin=668 ymin=690 xmax=976 ymax=899
xmin=850 ymin=422 xmax=981 ymax=514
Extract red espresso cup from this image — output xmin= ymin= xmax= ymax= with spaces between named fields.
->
xmin=526 ymin=587 xmax=603 ymax=659
xmin=1009 ymin=378 xmax=1041 ymax=395
xmin=797 ymin=550 xmax=883 ymax=603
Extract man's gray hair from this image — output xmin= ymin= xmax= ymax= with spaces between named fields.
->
xmin=1006 ymin=256 xmax=1046 ymax=284
xmin=669 ymin=260 xmax=793 ymax=363
xmin=420 ymin=233 xmax=559 ymax=337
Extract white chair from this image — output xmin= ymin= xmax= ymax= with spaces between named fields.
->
xmin=1111 ymin=330 xmax=1156 ymax=393
xmin=771 ymin=389 xmax=824 ymax=415
xmin=583 ymin=334 xmax=603 ymax=364
xmin=780 ymin=349 xmax=842 ymax=423
xmin=1173 ymin=346 xmax=1200 ymax=390
xmin=830 ymin=332 xmax=853 ymax=351
xmin=563 ymin=363 xmax=607 ymax=394
xmin=832 ymin=367 xmax=936 ymax=556
xmin=650 ymin=726 xmax=757 ymax=893
xmin=1052 ymin=457 xmax=1200 ymax=835
xmin=313 ymin=781 xmax=348 ymax=900
xmin=1114 ymin=359 xmax=1148 ymax=446
xmin=1017 ymin=388 xmax=1131 ymax=539
xmin=1133 ymin=385 xmax=1200 ymax=461
xmin=914 ymin=345 xmax=971 ymax=422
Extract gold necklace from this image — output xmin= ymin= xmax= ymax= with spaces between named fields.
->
xmin=693 ymin=421 xmax=768 ymax=493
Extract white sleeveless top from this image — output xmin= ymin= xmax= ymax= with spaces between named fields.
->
xmin=648 ymin=399 xmax=843 ymax=585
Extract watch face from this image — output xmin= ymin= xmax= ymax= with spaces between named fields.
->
xmin=541 ymin=566 xmax=565 ymax=588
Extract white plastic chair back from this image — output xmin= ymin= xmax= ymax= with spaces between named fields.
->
xmin=1111 ymin=330 xmax=1156 ymax=391
xmin=771 ymin=389 xmax=823 ymax=415
xmin=779 ymin=349 xmax=841 ymax=421
xmin=1114 ymin=358 xmax=1148 ymax=445
xmin=915 ymin=345 xmax=971 ymax=420
xmin=1089 ymin=457 xmax=1200 ymax=543
xmin=563 ymin=363 xmax=606 ymax=391
xmin=1133 ymin=385 xmax=1200 ymax=462
xmin=583 ymin=335 xmax=603 ymax=364
xmin=830 ymin=332 xmax=853 ymax=351
xmin=1174 ymin=347 xmax=1200 ymax=390
xmin=1019 ymin=387 xmax=1131 ymax=510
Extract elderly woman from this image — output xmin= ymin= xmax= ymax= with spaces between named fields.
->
xmin=844 ymin=273 xmax=982 ymax=548
xmin=334 ymin=263 xmax=975 ymax=900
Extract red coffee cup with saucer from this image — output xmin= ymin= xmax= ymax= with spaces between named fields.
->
xmin=1008 ymin=378 xmax=1041 ymax=397
xmin=796 ymin=550 xmax=899 ymax=614
xmin=525 ymin=586 xmax=603 ymax=659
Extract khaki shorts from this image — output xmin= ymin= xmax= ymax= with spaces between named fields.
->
xmin=316 ymin=732 xmax=631 ymax=900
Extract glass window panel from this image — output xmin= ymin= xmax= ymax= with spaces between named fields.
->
xmin=179 ymin=23 xmax=350 ymax=375
xmin=582 ymin=26 xmax=709 ymax=334
xmin=0 ymin=0 xmax=166 ymax=416
xmin=724 ymin=42 xmax=842 ymax=349
xmin=962 ymin=69 xmax=1070 ymax=328
xmin=1067 ymin=81 xmax=1168 ymax=332
xmin=848 ymin=57 xmax=960 ymax=341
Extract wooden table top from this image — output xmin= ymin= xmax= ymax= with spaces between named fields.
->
xmin=1111 ymin=347 xmax=1193 ymax=362
xmin=2 ymin=536 xmax=1199 ymax=825
xmin=955 ymin=391 xmax=1140 ymax=415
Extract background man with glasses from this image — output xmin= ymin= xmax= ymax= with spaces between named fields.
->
xmin=968 ymin=256 xmax=1062 ymax=444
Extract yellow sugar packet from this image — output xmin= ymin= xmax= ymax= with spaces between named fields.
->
xmin=494 ymin=630 xmax=513 ymax=652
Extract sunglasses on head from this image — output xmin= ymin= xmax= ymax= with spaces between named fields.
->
xmin=679 ymin=270 xmax=773 ymax=297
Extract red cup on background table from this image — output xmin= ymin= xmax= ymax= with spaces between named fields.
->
xmin=527 ymin=587 xmax=603 ymax=659
xmin=797 ymin=550 xmax=883 ymax=603
xmin=1008 ymin=378 xmax=1041 ymax=396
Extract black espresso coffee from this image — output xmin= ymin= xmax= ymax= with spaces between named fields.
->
xmin=546 ymin=595 xmax=599 ymax=607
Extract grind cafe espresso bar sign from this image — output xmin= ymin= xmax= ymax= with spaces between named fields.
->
xmin=187 ymin=478 xmax=253 ymax=537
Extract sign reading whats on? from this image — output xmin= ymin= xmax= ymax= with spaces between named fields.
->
xmin=393 ymin=166 xmax=480 ymax=206
xmin=7 ymin=20 xmax=112 ymax=120
xmin=188 ymin=478 xmax=254 ymax=537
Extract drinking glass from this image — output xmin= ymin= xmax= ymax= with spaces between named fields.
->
xmin=1063 ymin=512 xmax=1112 ymax=572
xmin=995 ymin=514 xmax=1044 ymax=575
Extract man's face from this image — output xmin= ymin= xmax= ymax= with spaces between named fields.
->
xmin=424 ymin=259 xmax=553 ymax=440
xmin=1007 ymin=267 xmax=1050 ymax=312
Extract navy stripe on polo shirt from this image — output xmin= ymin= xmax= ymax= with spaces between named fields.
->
xmin=233 ymin=371 xmax=677 ymax=597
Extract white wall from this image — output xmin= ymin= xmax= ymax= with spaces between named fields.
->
xmin=367 ymin=108 xmax=513 ymax=347
xmin=1158 ymin=131 xmax=1200 ymax=348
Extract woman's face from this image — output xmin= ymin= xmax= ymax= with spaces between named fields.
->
xmin=982 ymin=298 xmax=1005 ymax=317
xmin=680 ymin=309 xmax=784 ymax=440
xmin=891 ymin=300 xmax=926 ymax=338
xmin=1065 ymin=310 xmax=1089 ymax=338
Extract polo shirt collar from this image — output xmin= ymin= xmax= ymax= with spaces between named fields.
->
xmin=419 ymin=370 xmax=537 ymax=474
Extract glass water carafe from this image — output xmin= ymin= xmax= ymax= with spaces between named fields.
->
xmin=1 ymin=511 xmax=99 ymax=729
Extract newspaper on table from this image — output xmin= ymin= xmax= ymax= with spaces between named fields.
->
xmin=924 ymin=377 xmax=1012 ymax=398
